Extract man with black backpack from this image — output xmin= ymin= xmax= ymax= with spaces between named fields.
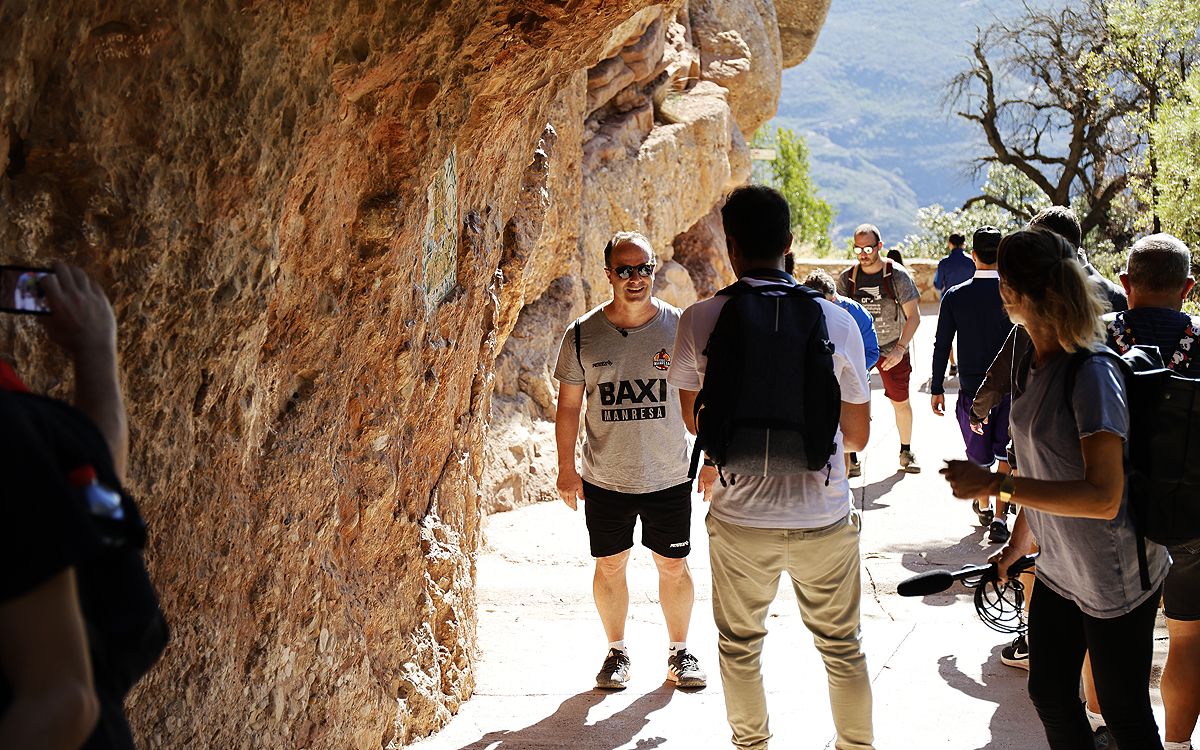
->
xmin=1104 ymin=233 xmax=1200 ymax=750
xmin=553 ymin=231 xmax=707 ymax=692
xmin=670 ymin=186 xmax=873 ymax=749
xmin=838 ymin=224 xmax=922 ymax=475
xmin=0 ymin=262 xmax=168 ymax=749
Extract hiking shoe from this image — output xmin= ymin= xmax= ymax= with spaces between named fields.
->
xmin=899 ymin=449 xmax=921 ymax=474
xmin=1092 ymin=725 xmax=1114 ymax=749
xmin=988 ymin=519 xmax=1011 ymax=543
xmin=1001 ymin=634 xmax=1029 ymax=670
xmin=666 ymin=649 xmax=707 ymax=688
xmin=596 ymin=648 xmax=631 ymax=689
xmin=848 ymin=456 xmax=862 ymax=478
xmin=972 ymin=499 xmax=995 ymax=527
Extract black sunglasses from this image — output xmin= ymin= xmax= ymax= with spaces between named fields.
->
xmin=610 ymin=263 xmax=655 ymax=279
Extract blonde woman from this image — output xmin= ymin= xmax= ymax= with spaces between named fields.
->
xmin=942 ymin=228 xmax=1169 ymax=750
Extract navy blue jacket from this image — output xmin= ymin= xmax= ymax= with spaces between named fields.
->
xmin=934 ymin=249 xmax=975 ymax=299
xmin=932 ymin=272 xmax=1012 ymax=398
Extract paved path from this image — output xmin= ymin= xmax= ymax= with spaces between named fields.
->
xmin=410 ymin=303 xmax=1169 ymax=749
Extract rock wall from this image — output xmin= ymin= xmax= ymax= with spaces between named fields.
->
xmin=0 ymin=0 xmax=827 ymax=746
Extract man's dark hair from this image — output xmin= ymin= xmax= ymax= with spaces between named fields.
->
xmin=802 ymin=269 xmax=837 ymax=297
xmin=948 ymin=232 xmax=966 ymax=247
xmin=721 ymin=185 xmax=792 ymax=261
xmin=972 ymin=226 xmax=1002 ymax=265
xmin=1125 ymin=233 xmax=1193 ymax=293
xmin=1029 ymin=205 xmax=1082 ymax=249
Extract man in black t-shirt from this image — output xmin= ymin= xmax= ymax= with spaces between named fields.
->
xmin=1105 ymin=234 xmax=1200 ymax=750
xmin=0 ymin=262 xmax=156 ymax=749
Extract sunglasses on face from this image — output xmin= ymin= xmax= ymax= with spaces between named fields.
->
xmin=854 ymin=243 xmax=879 ymax=252
xmin=610 ymin=263 xmax=656 ymax=279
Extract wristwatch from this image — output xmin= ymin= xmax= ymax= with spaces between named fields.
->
xmin=998 ymin=472 xmax=1016 ymax=503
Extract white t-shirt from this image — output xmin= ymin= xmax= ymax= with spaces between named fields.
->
xmin=669 ymin=279 xmax=871 ymax=529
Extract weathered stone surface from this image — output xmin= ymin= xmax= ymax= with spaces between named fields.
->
xmin=0 ymin=2 xmax=657 ymax=747
xmin=1 ymin=0 xmax=829 ymax=745
xmin=691 ymin=0 xmax=782 ymax=137
xmin=778 ymin=0 xmax=833 ymax=67
xmin=673 ymin=203 xmax=737 ymax=299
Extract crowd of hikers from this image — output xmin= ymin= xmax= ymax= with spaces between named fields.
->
xmin=2 ymin=183 xmax=1196 ymax=750
xmin=555 ymin=186 xmax=1199 ymax=750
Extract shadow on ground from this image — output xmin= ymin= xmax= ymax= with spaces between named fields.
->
xmin=453 ymin=686 xmax=677 ymax=750
xmin=938 ymin=643 xmax=1033 ymax=750
xmin=856 ymin=472 xmax=906 ymax=511
xmin=884 ymin=531 xmax=1002 ymax=608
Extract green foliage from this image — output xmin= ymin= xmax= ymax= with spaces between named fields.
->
xmin=1152 ymin=69 xmax=1200 ymax=246
xmin=891 ymin=165 xmax=1048 ymax=259
xmin=750 ymin=126 xmax=836 ymax=256
xmin=1086 ymin=0 xmax=1200 ymax=231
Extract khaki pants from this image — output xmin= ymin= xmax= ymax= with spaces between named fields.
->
xmin=706 ymin=512 xmax=874 ymax=750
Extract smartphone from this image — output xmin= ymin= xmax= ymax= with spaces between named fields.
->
xmin=0 ymin=265 xmax=53 ymax=315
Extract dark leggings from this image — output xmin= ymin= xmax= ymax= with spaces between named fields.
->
xmin=1027 ymin=579 xmax=1163 ymax=750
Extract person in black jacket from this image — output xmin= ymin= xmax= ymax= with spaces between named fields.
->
xmin=970 ymin=206 xmax=1127 ymax=427
xmin=1105 ymin=234 xmax=1200 ymax=750
xmin=0 ymin=261 xmax=164 ymax=749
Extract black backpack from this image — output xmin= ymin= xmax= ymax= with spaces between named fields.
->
xmin=1062 ymin=345 xmax=1200 ymax=550
xmin=690 ymin=269 xmax=841 ymax=483
xmin=0 ymin=390 xmax=169 ymax=746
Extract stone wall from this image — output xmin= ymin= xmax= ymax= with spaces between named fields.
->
xmin=0 ymin=0 xmax=828 ymax=745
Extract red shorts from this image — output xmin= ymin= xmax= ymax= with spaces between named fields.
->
xmin=876 ymin=349 xmax=912 ymax=402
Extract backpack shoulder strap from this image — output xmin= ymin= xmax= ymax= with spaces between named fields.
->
xmin=1107 ymin=311 xmax=1131 ymax=353
xmin=1166 ymin=316 xmax=1200 ymax=372
xmin=574 ymin=321 xmax=583 ymax=372
xmin=849 ymin=264 xmax=859 ymax=296
xmin=874 ymin=258 xmax=896 ymax=301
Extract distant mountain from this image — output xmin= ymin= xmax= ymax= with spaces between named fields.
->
xmin=770 ymin=0 xmax=1024 ymax=243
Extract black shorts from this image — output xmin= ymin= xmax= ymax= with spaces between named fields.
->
xmin=582 ymin=479 xmax=692 ymax=559
xmin=1165 ymin=540 xmax=1200 ymax=621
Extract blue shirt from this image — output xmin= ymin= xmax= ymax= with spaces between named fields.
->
xmin=834 ymin=294 xmax=879 ymax=373
xmin=933 ymin=248 xmax=975 ymax=299
xmin=931 ymin=271 xmax=1011 ymax=398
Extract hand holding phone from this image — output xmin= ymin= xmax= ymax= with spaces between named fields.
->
xmin=0 ymin=265 xmax=54 ymax=315
xmin=37 ymin=261 xmax=117 ymax=361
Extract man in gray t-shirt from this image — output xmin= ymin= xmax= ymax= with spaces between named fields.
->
xmin=838 ymin=223 xmax=922 ymax=474
xmin=552 ymin=231 xmax=705 ymax=691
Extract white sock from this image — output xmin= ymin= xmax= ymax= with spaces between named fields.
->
xmin=1084 ymin=706 xmax=1105 ymax=732
xmin=669 ymin=641 xmax=687 ymax=655
xmin=1163 ymin=741 xmax=1191 ymax=750
xmin=608 ymin=640 xmax=627 ymax=654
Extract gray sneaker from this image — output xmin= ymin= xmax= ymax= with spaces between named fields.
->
xmin=596 ymin=648 xmax=631 ymax=689
xmin=666 ymin=649 xmax=707 ymax=688
xmin=848 ymin=456 xmax=862 ymax=478
xmin=899 ymin=449 xmax=921 ymax=474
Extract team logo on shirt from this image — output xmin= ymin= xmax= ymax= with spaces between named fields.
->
xmin=653 ymin=349 xmax=671 ymax=371
xmin=599 ymin=378 xmax=669 ymax=422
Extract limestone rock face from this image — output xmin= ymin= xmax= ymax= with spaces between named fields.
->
xmin=0 ymin=0 xmax=828 ymax=745
xmin=778 ymin=0 xmax=833 ymax=67
xmin=690 ymin=0 xmax=783 ymax=136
